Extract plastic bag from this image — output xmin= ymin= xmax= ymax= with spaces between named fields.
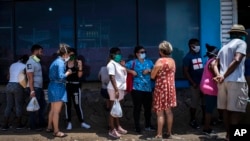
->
xmin=26 ymin=97 xmax=40 ymax=112
xmin=110 ymin=99 xmax=123 ymax=118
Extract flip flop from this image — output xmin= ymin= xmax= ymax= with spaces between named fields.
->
xmin=53 ymin=131 xmax=67 ymax=138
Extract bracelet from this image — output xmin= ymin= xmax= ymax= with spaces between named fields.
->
xmin=30 ymin=91 xmax=35 ymax=94
xmin=78 ymin=70 xmax=83 ymax=72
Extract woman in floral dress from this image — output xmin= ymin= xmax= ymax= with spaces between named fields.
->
xmin=151 ymin=41 xmax=177 ymax=139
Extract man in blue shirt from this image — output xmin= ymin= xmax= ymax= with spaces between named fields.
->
xmin=183 ymin=38 xmax=205 ymax=129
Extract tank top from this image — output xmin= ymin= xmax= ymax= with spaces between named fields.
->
xmin=200 ymin=58 xmax=218 ymax=96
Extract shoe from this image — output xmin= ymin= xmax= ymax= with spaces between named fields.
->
xmin=53 ymin=131 xmax=67 ymax=138
xmin=203 ymin=128 xmax=214 ymax=135
xmin=108 ymin=129 xmax=121 ymax=139
xmin=16 ymin=124 xmax=25 ymax=130
xmin=146 ymin=135 xmax=162 ymax=140
xmin=1 ymin=124 xmax=9 ymax=131
xmin=81 ymin=122 xmax=91 ymax=129
xmin=135 ymin=127 xmax=142 ymax=134
xmin=66 ymin=122 xmax=72 ymax=130
xmin=145 ymin=126 xmax=156 ymax=131
xmin=189 ymin=120 xmax=200 ymax=129
xmin=166 ymin=134 xmax=182 ymax=139
xmin=117 ymin=126 xmax=127 ymax=134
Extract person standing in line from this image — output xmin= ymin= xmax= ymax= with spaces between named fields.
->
xmin=26 ymin=44 xmax=46 ymax=130
xmin=46 ymin=43 xmax=72 ymax=137
xmin=151 ymin=41 xmax=177 ymax=139
xmin=213 ymin=24 xmax=249 ymax=141
xmin=65 ymin=48 xmax=91 ymax=130
xmin=1 ymin=55 xmax=29 ymax=131
xmin=200 ymin=44 xmax=219 ymax=134
xmin=125 ymin=45 xmax=155 ymax=134
xmin=107 ymin=47 xmax=128 ymax=139
xmin=98 ymin=62 xmax=111 ymax=111
xmin=182 ymin=38 xmax=205 ymax=129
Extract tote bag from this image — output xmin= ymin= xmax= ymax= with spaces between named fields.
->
xmin=126 ymin=60 xmax=135 ymax=93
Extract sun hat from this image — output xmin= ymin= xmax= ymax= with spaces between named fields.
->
xmin=228 ymin=24 xmax=248 ymax=35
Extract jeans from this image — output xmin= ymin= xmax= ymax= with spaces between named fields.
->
xmin=5 ymin=82 xmax=25 ymax=117
xmin=26 ymin=87 xmax=46 ymax=129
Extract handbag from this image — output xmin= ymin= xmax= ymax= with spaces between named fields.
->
xmin=126 ymin=60 xmax=135 ymax=93
xmin=110 ymin=99 xmax=123 ymax=118
xmin=26 ymin=97 xmax=40 ymax=112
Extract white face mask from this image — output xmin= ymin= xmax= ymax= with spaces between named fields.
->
xmin=192 ymin=46 xmax=200 ymax=53
xmin=140 ymin=53 xmax=146 ymax=59
xmin=64 ymin=56 xmax=70 ymax=62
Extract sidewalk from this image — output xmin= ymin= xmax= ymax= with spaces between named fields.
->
xmin=0 ymin=82 xmax=248 ymax=141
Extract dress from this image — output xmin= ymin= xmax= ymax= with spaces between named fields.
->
xmin=153 ymin=58 xmax=177 ymax=112
xmin=47 ymin=57 xmax=68 ymax=103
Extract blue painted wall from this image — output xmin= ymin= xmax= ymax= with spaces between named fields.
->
xmin=200 ymin=0 xmax=221 ymax=58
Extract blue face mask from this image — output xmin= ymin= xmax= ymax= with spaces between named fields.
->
xmin=114 ymin=54 xmax=122 ymax=62
xmin=241 ymin=36 xmax=246 ymax=41
xmin=140 ymin=53 xmax=146 ymax=59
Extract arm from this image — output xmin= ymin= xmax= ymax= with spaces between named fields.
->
xmin=125 ymin=61 xmax=137 ymax=76
xmin=26 ymin=72 xmax=35 ymax=97
xmin=151 ymin=59 xmax=161 ymax=79
xmin=77 ymin=60 xmax=83 ymax=78
xmin=183 ymin=66 xmax=196 ymax=87
xmin=109 ymin=75 xmax=119 ymax=99
xmin=58 ymin=62 xmax=71 ymax=79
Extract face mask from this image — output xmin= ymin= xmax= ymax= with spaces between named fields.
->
xmin=32 ymin=55 xmax=40 ymax=62
xmin=69 ymin=55 xmax=75 ymax=61
xmin=114 ymin=54 xmax=122 ymax=62
xmin=64 ymin=56 xmax=70 ymax=62
xmin=241 ymin=36 xmax=246 ymax=41
xmin=140 ymin=53 xmax=146 ymax=59
xmin=192 ymin=46 xmax=200 ymax=53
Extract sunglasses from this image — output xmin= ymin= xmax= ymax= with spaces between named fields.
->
xmin=138 ymin=51 xmax=146 ymax=54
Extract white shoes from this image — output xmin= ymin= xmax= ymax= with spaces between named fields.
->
xmin=66 ymin=122 xmax=72 ymax=130
xmin=66 ymin=122 xmax=91 ymax=130
xmin=81 ymin=122 xmax=91 ymax=129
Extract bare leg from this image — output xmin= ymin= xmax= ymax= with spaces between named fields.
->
xmin=165 ymin=108 xmax=173 ymax=135
xmin=156 ymin=110 xmax=164 ymax=137
xmin=109 ymin=101 xmax=115 ymax=130
xmin=51 ymin=101 xmax=63 ymax=133
xmin=47 ymin=103 xmax=53 ymax=129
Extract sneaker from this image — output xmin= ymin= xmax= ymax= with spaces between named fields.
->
xmin=145 ymin=126 xmax=156 ymax=131
xmin=16 ymin=124 xmax=25 ymax=130
xmin=189 ymin=120 xmax=200 ymax=129
xmin=81 ymin=122 xmax=91 ymax=129
xmin=109 ymin=129 xmax=121 ymax=139
xmin=66 ymin=122 xmax=72 ymax=130
xmin=203 ymin=128 xmax=214 ymax=135
xmin=1 ymin=124 xmax=9 ymax=131
xmin=117 ymin=126 xmax=127 ymax=134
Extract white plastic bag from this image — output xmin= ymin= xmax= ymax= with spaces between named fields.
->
xmin=110 ymin=99 xmax=123 ymax=118
xmin=26 ymin=97 xmax=40 ymax=112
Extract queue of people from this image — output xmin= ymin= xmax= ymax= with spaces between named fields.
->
xmin=0 ymin=24 xmax=249 ymax=141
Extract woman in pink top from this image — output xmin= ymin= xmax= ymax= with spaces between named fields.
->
xmin=200 ymin=44 xmax=219 ymax=134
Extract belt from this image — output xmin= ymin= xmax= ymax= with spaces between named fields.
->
xmin=66 ymin=81 xmax=80 ymax=84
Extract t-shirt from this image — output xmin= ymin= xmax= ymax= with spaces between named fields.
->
xmin=9 ymin=61 xmax=26 ymax=83
xmin=217 ymin=38 xmax=247 ymax=82
xmin=183 ymin=52 xmax=204 ymax=84
xmin=107 ymin=60 xmax=127 ymax=90
xmin=98 ymin=66 xmax=110 ymax=89
xmin=125 ymin=59 xmax=154 ymax=92
xmin=26 ymin=56 xmax=43 ymax=88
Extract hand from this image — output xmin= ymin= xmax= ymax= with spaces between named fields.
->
xmin=77 ymin=60 xmax=82 ymax=69
xmin=213 ymin=75 xmax=224 ymax=83
xmin=143 ymin=69 xmax=151 ymax=75
xmin=131 ymin=70 xmax=137 ymax=76
xmin=66 ymin=69 xmax=72 ymax=76
xmin=115 ymin=90 xmax=119 ymax=99
xmin=30 ymin=91 xmax=35 ymax=97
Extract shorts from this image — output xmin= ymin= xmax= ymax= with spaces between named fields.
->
xmin=100 ymin=88 xmax=109 ymax=99
xmin=204 ymin=95 xmax=217 ymax=113
xmin=190 ymin=87 xmax=205 ymax=108
xmin=217 ymin=82 xmax=249 ymax=112
xmin=107 ymin=89 xmax=125 ymax=101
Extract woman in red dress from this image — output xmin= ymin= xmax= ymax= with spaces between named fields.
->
xmin=151 ymin=41 xmax=177 ymax=139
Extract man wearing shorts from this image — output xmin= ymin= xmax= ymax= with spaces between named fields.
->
xmin=214 ymin=24 xmax=249 ymax=140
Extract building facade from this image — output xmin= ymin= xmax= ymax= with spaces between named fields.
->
xmin=0 ymin=0 xmax=249 ymax=87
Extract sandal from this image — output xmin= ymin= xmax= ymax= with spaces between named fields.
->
xmin=46 ymin=128 xmax=53 ymax=133
xmin=53 ymin=131 xmax=67 ymax=138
